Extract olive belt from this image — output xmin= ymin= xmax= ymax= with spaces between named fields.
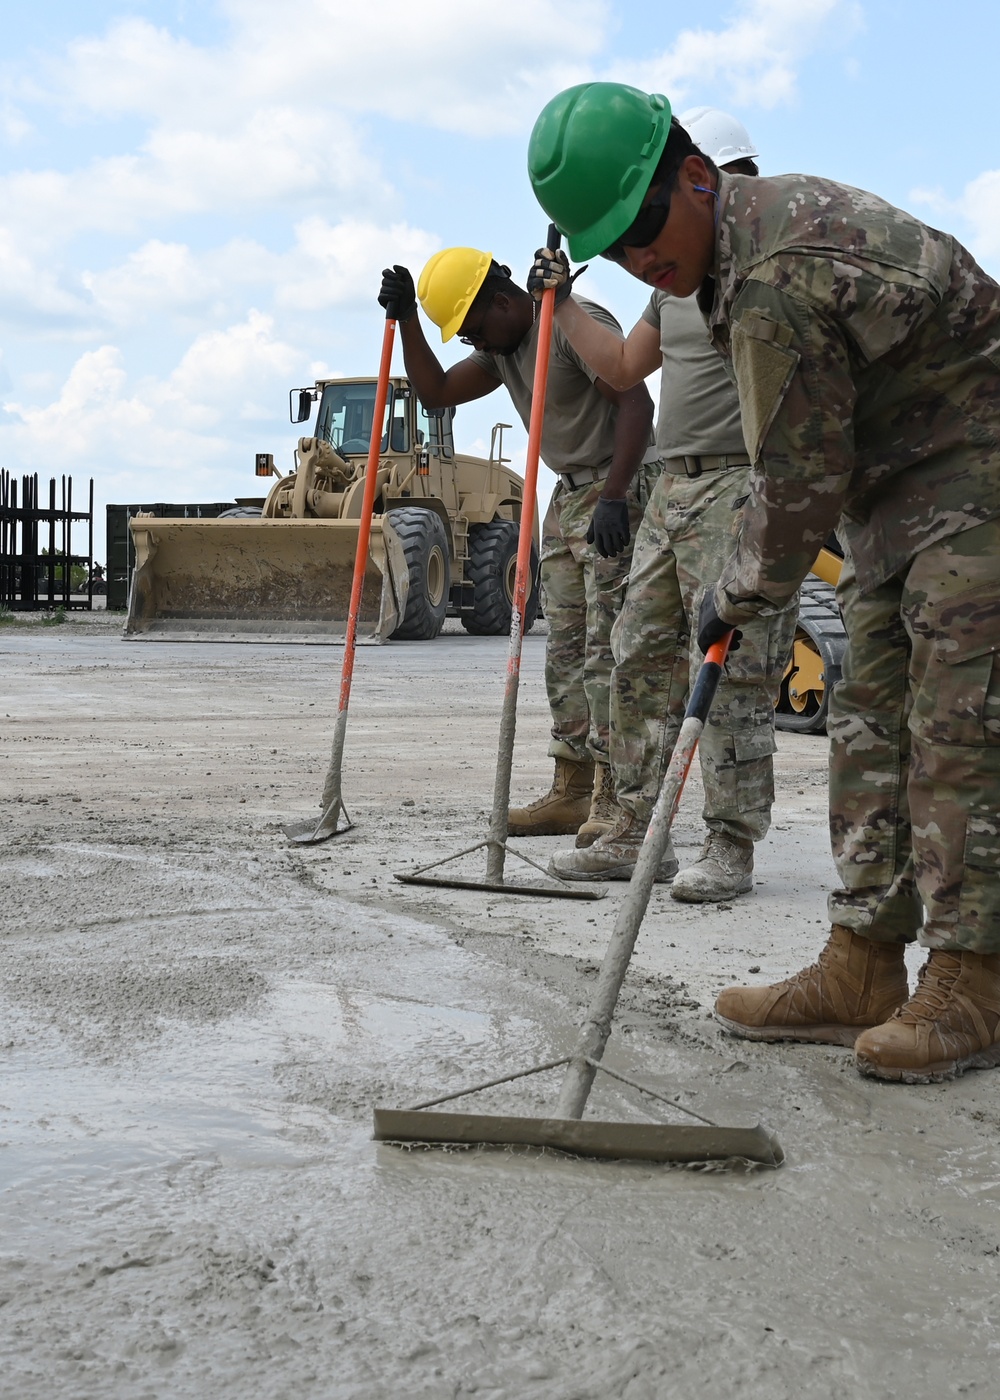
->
xmin=558 ymin=464 xmax=612 ymax=492
xmin=663 ymin=452 xmax=752 ymax=478
xmin=559 ymin=448 xmax=663 ymax=493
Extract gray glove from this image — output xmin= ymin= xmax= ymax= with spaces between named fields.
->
xmin=527 ymin=248 xmax=587 ymax=306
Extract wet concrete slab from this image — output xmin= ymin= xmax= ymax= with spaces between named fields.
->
xmin=3 ymin=626 xmax=999 ymax=1397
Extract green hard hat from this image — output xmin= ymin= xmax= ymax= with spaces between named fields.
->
xmin=528 ymin=83 xmax=672 ymax=262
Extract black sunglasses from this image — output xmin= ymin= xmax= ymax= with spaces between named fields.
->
xmin=458 ymin=295 xmax=495 ymax=346
xmin=600 ymin=186 xmax=672 ymax=263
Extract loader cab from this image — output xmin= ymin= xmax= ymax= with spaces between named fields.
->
xmin=309 ymin=376 xmax=452 ymax=459
xmin=312 ymin=378 xmax=408 ymax=456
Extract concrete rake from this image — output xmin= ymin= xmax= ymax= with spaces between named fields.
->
xmin=394 ymin=229 xmax=604 ymax=903
xmin=375 ymin=634 xmax=784 ymax=1168
xmin=284 ymin=304 xmax=398 ymax=845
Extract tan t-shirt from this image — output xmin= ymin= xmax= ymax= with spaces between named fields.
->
xmin=469 ymin=297 xmax=627 ymax=476
xmin=642 ymin=291 xmax=747 ymax=457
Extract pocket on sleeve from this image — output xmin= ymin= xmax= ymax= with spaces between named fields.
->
xmin=731 ymin=309 xmax=801 ymax=464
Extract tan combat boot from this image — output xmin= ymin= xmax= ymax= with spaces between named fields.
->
xmin=548 ymin=810 xmax=678 ymax=883
xmin=714 ymin=924 xmax=909 ymax=1046
xmin=508 ymin=756 xmax=595 ymax=837
xmin=855 ymin=950 xmax=1000 ymax=1083
xmin=574 ymin=764 xmax=619 ymax=849
xmin=671 ymin=832 xmax=754 ymax=903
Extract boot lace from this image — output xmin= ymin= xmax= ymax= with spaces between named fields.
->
xmin=894 ymin=953 xmax=963 ymax=1024
xmin=772 ymin=933 xmax=847 ymax=997
xmin=601 ymin=810 xmax=638 ymax=846
xmin=701 ymin=832 xmax=751 ymax=866
xmin=774 ymin=952 xmax=827 ymax=996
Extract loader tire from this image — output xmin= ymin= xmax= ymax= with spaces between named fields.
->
xmin=461 ymin=520 xmax=539 ymax=636
xmin=217 ymin=506 xmax=263 ymax=518
xmin=388 ymin=507 xmax=450 ymax=641
xmin=774 ymin=574 xmax=847 ymax=735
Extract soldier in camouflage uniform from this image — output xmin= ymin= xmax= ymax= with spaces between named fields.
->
xmin=527 ymin=82 xmax=1000 ymax=1083
xmin=535 ymin=465 xmax=657 ymax=843
xmin=377 ymin=255 xmax=658 ymax=842
xmin=545 ymin=108 xmax=799 ymax=899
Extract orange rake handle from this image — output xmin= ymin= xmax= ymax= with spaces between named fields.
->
xmin=657 ymin=629 xmax=734 ymax=832
xmin=507 ymin=234 xmax=557 ymax=642
xmin=484 ymin=227 xmax=560 ymax=884
xmin=338 ymin=311 xmax=396 ymax=714
xmin=287 ymin=306 xmax=397 ymax=844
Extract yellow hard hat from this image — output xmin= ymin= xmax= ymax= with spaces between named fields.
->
xmin=418 ymin=247 xmax=493 ymax=343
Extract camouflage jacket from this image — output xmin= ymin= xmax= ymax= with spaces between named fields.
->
xmin=703 ymin=172 xmax=1000 ymax=619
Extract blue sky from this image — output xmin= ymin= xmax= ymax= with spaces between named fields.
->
xmin=3 ymin=0 xmax=1000 ymax=554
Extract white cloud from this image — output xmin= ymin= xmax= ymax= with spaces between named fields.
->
xmin=2 ymin=313 xmax=300 ymax=470
xmin=0 ymin=227 xmax=91 ymax=326
xmin=609 ymin=0 xmax=864 ymax=110
xmin=81 ymin=238 xmax=271 ymax=326
xmin=80 ymin=218 xmax=439 ymax=329
xmin=49 ymin=0 xmax=859 ymax=148
xmin=59 ymin=21 xmax=212 ymax=121
xmin=163 ymin=311 xmax=300 ymax=425
xmin=912 ymin=172 xmax=1000 ymax=264
xmin=275 ymin=217 xmax=439 ymax=310
xmin=0 ymin=107 xmax=382 ymax=249
xmin=82 ymin=241 xmax=223 ymax=323
xmin=55 ymin=4 xmax=607 ymax=136
xmin=0 ymin=0 xmax=859 ymax=325
xmin=1 ymin=99 xmax=32 ymax=145
xmin=3 ymin=346 xmax=151 ymax=460
xmin=9 ymin=0 xmax=858 ymax=237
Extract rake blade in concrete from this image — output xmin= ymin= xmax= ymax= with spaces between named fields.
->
xmin=372 ymin=1107 xmax=783 ymax=1167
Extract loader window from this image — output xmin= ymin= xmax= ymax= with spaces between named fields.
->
xmin=314 ymin=381 xmax=393 ymax=455
xmin=419 ymin=403 xmax=455 ymax=460
xmin=381 ymin=408 xmax=410 ymax=454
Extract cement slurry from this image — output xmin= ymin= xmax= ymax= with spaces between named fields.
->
xmin=2 ymin=621 xmax=999 ymax=1398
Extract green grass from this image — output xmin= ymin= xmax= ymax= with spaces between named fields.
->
xmin=40 ymin=606 xmax=67 ymax=626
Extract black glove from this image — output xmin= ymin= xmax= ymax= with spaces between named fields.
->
xmin=586 ymin=497 xmax=630 ymax=558
xmin=697 ymin=588 xmax=742 ymax=655
xmin=378 ymin=265 xmax=416 ymax=322
xmin=526 ymin=248 xmax=587 ymax=307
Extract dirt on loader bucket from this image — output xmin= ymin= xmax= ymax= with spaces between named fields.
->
xmin=124 ymin=515 xmax=407 ymax=643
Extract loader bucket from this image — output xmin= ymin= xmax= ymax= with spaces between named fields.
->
xmin=124 ymin=516 xmax=407 ymax=643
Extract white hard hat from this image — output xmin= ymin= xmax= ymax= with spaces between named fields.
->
xmin=679 ymin=106 xmax=758 ymax=166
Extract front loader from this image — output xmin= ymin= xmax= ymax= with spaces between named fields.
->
xmin=124 ymin=376 xmax=539 ymax=643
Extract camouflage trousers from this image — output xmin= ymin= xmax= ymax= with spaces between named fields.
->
xmin=540 ymin=462 xmax=659 ymax=765
xmin=828 ymin=518 xmax=1000 ymax=954
xmin=610 ymin=465 xmax=798 ymax=840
